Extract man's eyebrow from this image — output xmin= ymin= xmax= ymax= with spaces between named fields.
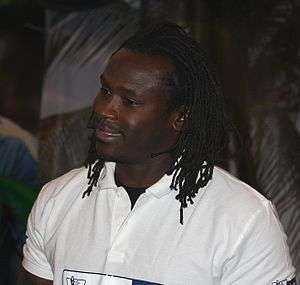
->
xmin=119 ymin=86 xmax=136 ymax=97
xmin=100 ymin=74 xmax=137 ymax=97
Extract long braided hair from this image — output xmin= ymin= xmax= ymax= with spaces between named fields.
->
xmin=83 ymin=22 xmax=228 ymax=224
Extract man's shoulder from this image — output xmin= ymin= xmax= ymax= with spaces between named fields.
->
xmin=37 ymin=166 xmax=89 ymax=207
xmin=27 ymin=166 xmax=90 ymax=236
xmin=208 ymin=166 xmax=272 ymax=217
xmin=213 ymin=166 xmax=267 ymax=199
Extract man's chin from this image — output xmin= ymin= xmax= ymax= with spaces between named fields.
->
xmin=95 ymin=146 xmax=124 ymax=164
xmin=96 ymin=152 xmax=117 ymax=163
xmin=96 ymin=150 xmax=136 ymax=165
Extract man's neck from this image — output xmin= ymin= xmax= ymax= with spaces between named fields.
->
xmin=115 ymin=155 xmax=173 ymax=188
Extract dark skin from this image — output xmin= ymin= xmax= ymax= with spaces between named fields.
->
xmin=93 ymin=48 xmax=184 ymax=187
xmin=18 ymin=268 xmax=52 ymax=285
xmin=21 ymin=49 xmax=184 ymax=283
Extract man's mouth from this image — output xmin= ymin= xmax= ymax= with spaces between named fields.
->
xmin=88 ymin=113 xmax=122 ymax=142
xmin=95 ymin=125 xmax=122 ymax=142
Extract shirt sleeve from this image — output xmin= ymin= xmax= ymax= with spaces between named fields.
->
xmin=221 ymin=201 xmax=296 ymax=284
xmin=22 ymin=185 xmax=54 ymax=280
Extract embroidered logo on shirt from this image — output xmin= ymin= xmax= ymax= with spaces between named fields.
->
xmin=63 ymin=269 xmax=162 ymax=285
xmin=67 ymin=276 xmax=86 ymax=285
xmin=272 ymin=278 xmax=297 ymax=285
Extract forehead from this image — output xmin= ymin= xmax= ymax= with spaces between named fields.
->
xmin=103 ymin=48 xmax=173 ymax=89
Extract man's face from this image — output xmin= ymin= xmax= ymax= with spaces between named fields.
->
xmin=92 ymin=48 xmax=181 ymax=165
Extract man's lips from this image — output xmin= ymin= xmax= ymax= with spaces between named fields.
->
xmin=95 ymin=126 xmax=122 ymax=142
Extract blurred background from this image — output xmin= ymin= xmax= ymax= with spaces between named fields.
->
xmin=0 ymin=0 xmax=299 ymax=283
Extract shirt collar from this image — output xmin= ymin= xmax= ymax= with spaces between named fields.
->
xmin=97 ymin=162 xmax=173 ymax=198
xmin=145 ymin=173 xmax=173 ymax=198
xmin=97 ymin=162 xmax=117 ymax=190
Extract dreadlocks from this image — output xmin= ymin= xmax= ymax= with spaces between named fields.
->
xmin=83 ymin=22 xmax=228 ymax=224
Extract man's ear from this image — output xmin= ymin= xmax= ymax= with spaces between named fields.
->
xmin=171 ymin=107 xmax=186 ymax=132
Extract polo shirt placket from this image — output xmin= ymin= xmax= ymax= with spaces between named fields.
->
xmin=105 ymin=185 xmax=152 ymax=270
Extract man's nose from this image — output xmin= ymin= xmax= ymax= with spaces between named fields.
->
xmin=94 ymin=94 xmax=119 ymax=120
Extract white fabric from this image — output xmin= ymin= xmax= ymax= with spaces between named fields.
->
xmin=23 ymin=162 xmax=295 ymax=284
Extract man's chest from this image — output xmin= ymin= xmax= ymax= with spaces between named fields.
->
xmin=44 ymin=190 xmax=221 ymax=284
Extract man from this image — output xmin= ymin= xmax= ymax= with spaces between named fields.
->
xmin=22 ymin=23 xmax=296 ymax=284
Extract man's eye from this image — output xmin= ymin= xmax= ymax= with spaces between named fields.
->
xmin=100 ymin=86 xmax=111 ymax=96
xmin=124 ymin=97 xmax=140 ymax=106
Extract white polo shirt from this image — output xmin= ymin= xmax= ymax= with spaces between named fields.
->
xmin=23 ymin=162 xmax=296 ymax=284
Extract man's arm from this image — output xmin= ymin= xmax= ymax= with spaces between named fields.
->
xmin=22 ymin=182 xmax=55 ymax=283
xmin=18 ymin=267 xmax=52 ymax=285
